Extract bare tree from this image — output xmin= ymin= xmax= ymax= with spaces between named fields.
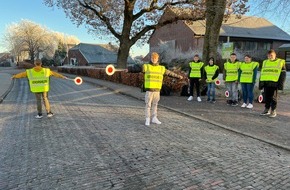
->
xmin=44 ymin=0 xmax=207 ymax=68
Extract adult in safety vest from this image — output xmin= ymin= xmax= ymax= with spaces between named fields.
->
xmin=223 ymin=52 xmax=240 ymax=106
xmin=187 ymin=54 xmax=204 ymax=102
xmin=126 ymin=52 xmax=183 ymax=126
xmin=259 ymin=49 xmax=286 ymax=118
xmin=238 ymin=55 xmax=259 ymax=109
xmin=12 ymin=59 xmax=67 ymax=119
xmin=204 ymin=57 xmax=219 ymax=103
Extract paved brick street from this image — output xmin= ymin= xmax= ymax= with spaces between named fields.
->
xmin=1 ymin=72 xmax=290 ymax=189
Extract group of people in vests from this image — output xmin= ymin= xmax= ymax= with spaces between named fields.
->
xmin=11 ymin=50 xmax=286 ymax=125
xmin=187 ymin=49 xmax=286 ymax=118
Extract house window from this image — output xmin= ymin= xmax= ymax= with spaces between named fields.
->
xmin=263 ymin=43 xmax=271 ymax=50
xmin=70 ymin=58 xmax=77 ymax=66
xmin=245 ymin=41 xmax=257 ymax=50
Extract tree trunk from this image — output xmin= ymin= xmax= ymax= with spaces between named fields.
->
xmin=117 ymin=40 xmax=132 ymax=69
xmin=202 ymin=0 xmax=226 ymax=66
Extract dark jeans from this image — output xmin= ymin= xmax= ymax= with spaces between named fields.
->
xmin=264 ymin=86 xmax=278 ymax=111
xmin=207 ymin=83 xmax=215 ymax=100
xmin=189 ymin=78 xmax=200 ymax=97
xmin=241 ymin=83 xmax=254 ymax=104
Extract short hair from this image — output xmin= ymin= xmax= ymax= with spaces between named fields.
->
xmin=230 ymin=53 xmax=236 ymax=56
xmin=244 ymin=54 xmax=252 ymax=58
xmin=194 ymin=54 xmax=199 ymax=57
xmin=209 ymin=57 xmax=214 ymax=61
xmin=151 ymin=52 xmax=159 ymax=58
xmin=34 ymin=59 xmax=42 ymax=66
xmin=267 ymin=49 xmax=276 ymax=54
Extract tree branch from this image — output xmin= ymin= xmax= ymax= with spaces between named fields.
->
xmin=78 ymin=0 xmax=121 ymax=39
xmin=133 ymin=0 xmax=195 ymax=21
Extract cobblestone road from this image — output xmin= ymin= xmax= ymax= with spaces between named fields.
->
xmin=1 ymin=77 xmax=290 ymax=190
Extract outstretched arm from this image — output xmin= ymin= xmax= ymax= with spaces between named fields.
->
xmin=165 ymin=70 xmax=183 ymax=79
xmin=50 ymin=70 xmax=67 ymax=79
xmin=11 ymin=71 xmax=27 ymax=79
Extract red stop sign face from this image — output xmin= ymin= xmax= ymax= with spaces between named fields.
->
xmin=74 ymin=77 xmax=82 ymax=85
xmin=258 ymin=95 xmax=263 ymax=103
xmin=108 ymin=67 xmax=113 ymax=73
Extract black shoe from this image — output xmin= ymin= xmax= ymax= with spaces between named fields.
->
xmin=227 ymin=100 xmax=233 ymax=105
xmin=260 ymin=109 xmax=270 ymax=116
xmin=211 ymin=99 xmax=216 ymax=103
xmin=35 ymin=113 xmax=43 ymax=119
xmin=231 ymin=101 xmax=238 ymax=106
xmin=207 ymin=98 xmax=211 ymax=102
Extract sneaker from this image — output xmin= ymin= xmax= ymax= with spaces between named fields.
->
xmin=211 ymin=99 xmax=216 ymax=103
xmin=207 ymin=98 xmax=211 ymax=102
xmin=241 ymin=103 xmax=247 ymax=108
xmin=260 ymin=109 xmax=270 ymax=116
xmin=47 ymin=112 xmax=54 ymax=117
xmin=145 ymin=118 xmax=150 ymax=126
xmin=231 ymin=101 xmax=238 ymax=106
xmin=152 ymin=117 xmax=161 ymax=124
xmin=246 ymin=103 xmax=253 ymax=109
xmin=187 ymin=96 xmax=193 ymax=101
xmin=227 ymin=100 xmax=233 ymax=105
xmin=35 ymin=114 xmax=43 ymax=119
xmin=197 ymin=97 xmax=202 ymax=102
xmin=269 ymin=110 xmax=277 ymax=118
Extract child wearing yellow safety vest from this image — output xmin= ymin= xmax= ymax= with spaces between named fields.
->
xmin=126 ymin=52 xmax=183 ymax=126
xmin=187 ymin=54 xmax=204 ymax=102
xmin=204 ymin=57 xmax=219 ymax=103
xmin=11 ymin=59 xmax=67 ymax=119
xmin=259 ymin=49 xmax=286 ymax=118
xmin=238 ymin=55 xmax=259 ymax=109
xmin=223 ymin=53 xmax=240 ymax=106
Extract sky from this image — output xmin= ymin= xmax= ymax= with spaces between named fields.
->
xmin=0 ymin=0 xmax=289 ymax=58
xmin=0 ymin=0 xmax=149 ymax=57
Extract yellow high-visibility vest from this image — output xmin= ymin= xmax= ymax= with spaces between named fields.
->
xmin=26 ymin=68 xmax=50 ymax=92
xmin=239 ymin=62 xmax=259 ymax=83
xmin=260 ymin=59 xmax=284 ymax=82
xmin=189 ymin=62 xmax=204 ymax=78
xmin=143 ymin=64 xmax=165 ymax=89
xmin=224 ymin=62 xmax=240 ymax=82
xmin=204 ymin=65 xmax=219 ymax=83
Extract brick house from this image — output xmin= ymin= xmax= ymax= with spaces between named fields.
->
xmin=148 ymin=7 xmax=290 ymax=69
xmin=64 ymin=43 xmax=135 ymax=67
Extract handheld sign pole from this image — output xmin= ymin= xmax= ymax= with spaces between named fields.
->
xmin=105 ymin=64 xmax=126 ymax=75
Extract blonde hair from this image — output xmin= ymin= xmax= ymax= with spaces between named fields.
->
xmin=151 ymin=52 xmax=159 ymax=59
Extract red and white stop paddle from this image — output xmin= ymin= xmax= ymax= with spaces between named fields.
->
xmin=225 ymin=90 xmax=229 ymax=97
xmin=215 ymin=79 xmax=221 ymax=86
xmin=105 ymin=64 xmax=126 ymax=76
xmin=258 ymin=93 xmax=263 ymax=103
xmin=67 ymin=76 xmax=83 ymax=85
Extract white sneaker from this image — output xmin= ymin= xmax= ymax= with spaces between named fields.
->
xmin=197 ymin=97 xmax=202 ymax=102
xmin=35 ymin=114 xmax=43 ymax=119
xmin=152 ymin=117 xmax=161 ymax=124
xmin=187 ymin=96 xmax=193 ymax=101
xmin=241 ymin=103 xmax=247 ymax=108
xmin=246 ymin=103 xmax=253 ymax=109
xmin=145 ymin=118 xmax=150 ymax=126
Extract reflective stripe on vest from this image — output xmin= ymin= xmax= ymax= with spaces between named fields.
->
xmin=224 ymin=62 xmax=239 ymax=82
xmin=260 ymin=59 xmax=284 ymax=82
xmin=26 ymin=68 xmax=50 ymax=92
xmin=204 ymin=65 xmax=219 ymax=83
xmin=144 ymin=64 xmax=165 ymax=89
xmin=189 ymin=62 xmax=204 ymax=78
xmin=239 ymin=62 xmax=258 ymax=83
